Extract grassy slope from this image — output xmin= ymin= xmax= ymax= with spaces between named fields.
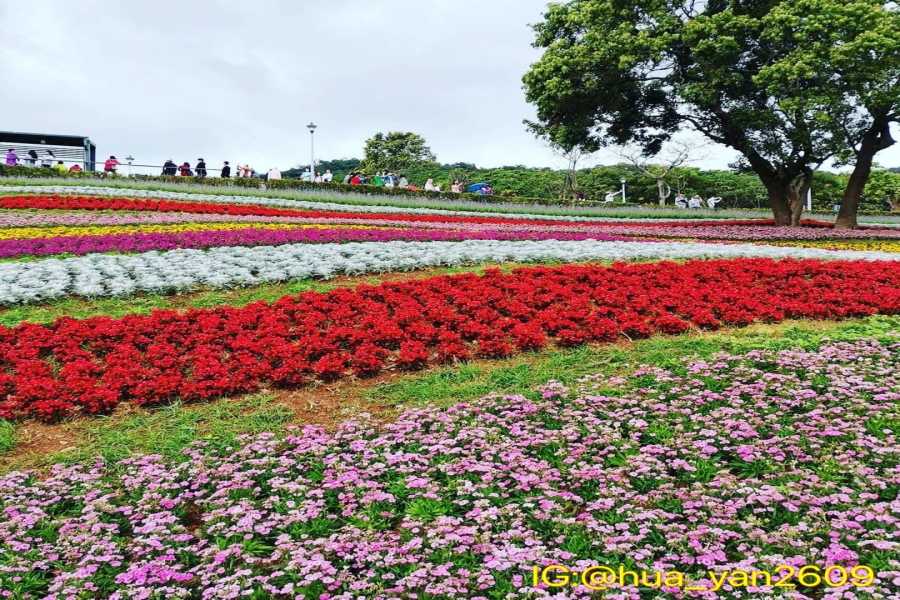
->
xmin=2 ymin=315 xmax=896 ymax=475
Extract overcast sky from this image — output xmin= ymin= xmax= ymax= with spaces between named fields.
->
xmin=1 ymin=1 xmax=898 ymax=174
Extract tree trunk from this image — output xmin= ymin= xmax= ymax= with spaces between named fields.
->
xmin=835 ymin=169 xmax=868 ymax=230
xmin=891 ymin=194 xmax=899 ymax=212
xmin=788 ymin=173 xmax=813 ymax=227
xmin=656 ymin=179 xmax=670 ymax=205
xmin=836 ymin=122 xmax=896 ymax=230
xmin=742 ymin=151 xmax=800 ymax=227
xmin=760 ymin=183 xmax=792 ymax=226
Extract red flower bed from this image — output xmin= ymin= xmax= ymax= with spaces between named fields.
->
xmin=2 ymin=258 xmax=898 ymax=421
xmin=0 ymin=195 xmax=590 ymax=227
xmin=0 ymin=195 xmax=864 ymax=229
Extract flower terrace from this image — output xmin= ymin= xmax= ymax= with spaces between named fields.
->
xmin=0 ymin=184 xmax=897 ymax=599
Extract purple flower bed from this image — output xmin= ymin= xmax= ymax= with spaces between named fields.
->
xmin=0 ymin=228 xmax=633 ymax=259
xmin=6 ymin=213 xmax=900 ymax=241
xmin=1 ymin=338 xmax=897 ymax=598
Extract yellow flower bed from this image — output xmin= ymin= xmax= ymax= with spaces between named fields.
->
xmin=0 ymin=223 xmax=382 ymax=240
xmin=761 ymin=240 xmax=900 ymax=253
xmin=627 ymin=236 xmax=900 ymax=253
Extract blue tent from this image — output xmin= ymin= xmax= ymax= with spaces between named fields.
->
xmin=467 ymin=183 xmax=489 ymax=192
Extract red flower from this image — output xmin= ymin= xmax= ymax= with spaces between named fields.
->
xmin=1 ymin=258 xmax=898 ymax=420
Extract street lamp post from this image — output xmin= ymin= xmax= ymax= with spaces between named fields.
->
xmin=621 ymin=178 xmax=627 ymax=203
xmin=307 ymin=123 xmax=317 ymax=181
xmin=126 ymin=156 xmax=134 ymax=178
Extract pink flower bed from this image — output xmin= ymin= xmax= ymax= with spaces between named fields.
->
xmin=1 ymin=338 xmax=897 ymax=597
xmin=597 ymin=224 xmax=900 ymax=241
xmin=0 ymin=227 xmax=634 ymax=259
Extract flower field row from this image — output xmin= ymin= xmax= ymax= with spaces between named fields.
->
xmin=2 ymin=258 xmax=899 ymax=419
xmin=0 ymin=222 xmax=375 ymax=241
xmin=2 ymin=337 xmax=897 ymax=598
xmin=0 ymin=211 xmax=765 ymax=235
xmin=1 ymin=239 xmax=898 ymax=305
xmin=596 ymin=223 xmax=900 ymax=240
xmin=0 ymin=211 xmax=461 ymax=228
xmin=761 ymin=239 xmax=900 ymax=253
xmin=0 ymin=227 xmax=625 ymax=260
xmin=10 ymin=210 xmax=895 ymax=239
xmin=0 ymin=194 xmax=614 ymax=226
xmin=0 ymin=184 xmax=745 ymax=222
xmin=1 ymin=195 xmax=815 ymax=230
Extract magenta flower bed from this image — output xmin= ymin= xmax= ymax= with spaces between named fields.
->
xmin=1 ymin=338 xmax=897 ymax=598
xmin=0 ymin=228 xmax=633 ymax=259
xmin=596 ymin=224 xmax=900 ymax=241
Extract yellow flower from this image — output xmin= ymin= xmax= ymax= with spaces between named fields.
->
xmin=761 ymin=240 xmax=900 ymax=253
xmin=0 ymin=223 xmax=383 ymax=240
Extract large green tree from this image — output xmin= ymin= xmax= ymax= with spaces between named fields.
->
xmin=360 ymin=132 xmax=438 ymax=173
xmin=755 ymin=0 xmax=899 ymax=228
xmin=865 ymin=168 xmax=900 ymax=211
xmin=522 ymin=0 xmax=896 ymax=226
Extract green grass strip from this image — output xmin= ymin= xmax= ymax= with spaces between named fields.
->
xmin=364 ymin=315 xmax=900 ymax=408
xmin=2 ymin=315 xmax=897 ymax=475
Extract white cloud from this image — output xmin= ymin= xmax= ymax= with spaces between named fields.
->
xmin=1 ymin=0 xmax=897 ymax=174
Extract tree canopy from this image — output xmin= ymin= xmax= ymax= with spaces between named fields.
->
xmin=753 ymin=0 xmax=900 ymax=227
xmin=522 ymin=0 xmax=900 ymax=226
xmin=360 ymin=132 xmax=438 ymax=174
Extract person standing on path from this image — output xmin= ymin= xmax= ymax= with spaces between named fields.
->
xmin=104 ymin=156 xmax=120 ymax=175
xmin=196 ymin=159 xmax=207 ymax=178
xmin=5 ymin=149 xmax=18 ymax=165
xmin=221 ymin=161 xmax=231 ymax=178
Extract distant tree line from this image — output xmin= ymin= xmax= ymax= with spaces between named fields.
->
xmin=286 ymin=157 xmax=899 ymax=212
xmin=522 ymin=0 xmax=900 ymax=228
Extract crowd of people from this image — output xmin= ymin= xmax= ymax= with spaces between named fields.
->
xmin=6 ymin=150 xmax=726 ymax=207
xmin=601 ymin=189 xmax=722 ymax=209
xmin=6 ymin=150 xmax=128 ymax=176
xmin=5 ymin=148 xmax=87 ymax=173
xmin=338 ymin=171 xmax=404 ymax=187
xmin=161 ymin=159 xmax=214 ymax=177
xmin=4 ymin=151 xmax=504 ymax=198
xmin=673 ymin=193 xmax=723 ymax=209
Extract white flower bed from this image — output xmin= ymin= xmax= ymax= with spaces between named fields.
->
xmin=0 ymin=239 xmax=896 ymax=305
xmin=0 ymin=185 xmax=762 ymax=224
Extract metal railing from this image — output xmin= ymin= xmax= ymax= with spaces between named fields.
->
xmin=4 ymin=156 xmax=235 ymax=177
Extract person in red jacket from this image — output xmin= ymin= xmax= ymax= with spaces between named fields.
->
xmin=350 ymin=172 xmax=361 ymax=185
xmin=104 ymin=156 xmax=120 ymax=174
xmin=179 ymin=162 xmax=193 ymax=177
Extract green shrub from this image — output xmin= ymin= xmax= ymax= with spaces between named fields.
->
xmin=0 ymin=164 xmax=98 ymax=179
xmin=0 ymin=419 xmax=14 ymax=454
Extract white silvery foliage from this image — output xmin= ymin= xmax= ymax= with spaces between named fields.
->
xmin=0 ymin=239 xmax=897 ymax=305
